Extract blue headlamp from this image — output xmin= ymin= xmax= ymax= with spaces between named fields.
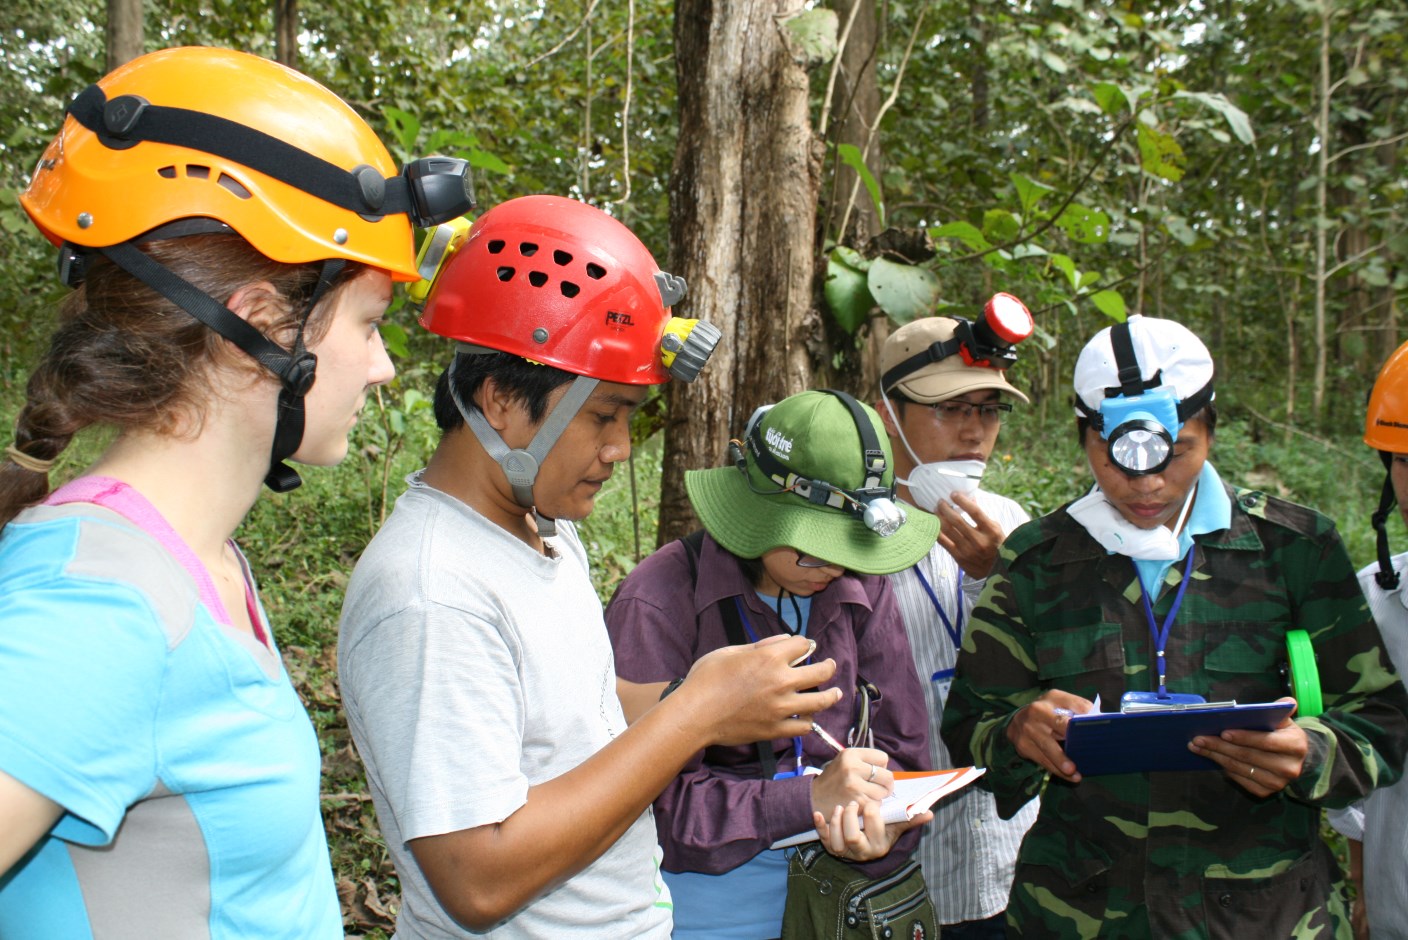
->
xmin=1077 ymin=319 xmax=1214 ymax=477
xmin=1096 ymin=386 xmax=1182 ymax=475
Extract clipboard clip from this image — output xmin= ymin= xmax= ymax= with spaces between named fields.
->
xmin=1120 ymin=690 xmax=1216 ymax=713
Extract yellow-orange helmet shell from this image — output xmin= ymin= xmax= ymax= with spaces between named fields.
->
xmin=1366 ymin=340 xmax=1408 ymax=453
xmin=20 ymin=46 xmax=418 ymax=281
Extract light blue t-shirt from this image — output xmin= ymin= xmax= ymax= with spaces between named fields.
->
xmin=0 ymin=485 xmax=339 ymax=939
xmin=1132 ymin=461 xmax=1232 ymax=594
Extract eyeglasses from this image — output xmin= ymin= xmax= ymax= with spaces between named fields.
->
xmin=929 ymin=399 xmax=1013 ymax=426
xmin=794 ymin=551 xmax=841 ymax=569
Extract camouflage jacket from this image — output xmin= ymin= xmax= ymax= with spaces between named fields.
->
xmin=940 ymin=482 xmax=1408 ymax=940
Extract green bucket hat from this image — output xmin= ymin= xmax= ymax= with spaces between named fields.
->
xmin=685 ymin=389 xmax=940 ymax=575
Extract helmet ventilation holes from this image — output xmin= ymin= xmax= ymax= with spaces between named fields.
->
xmin=554 ymin=249 xmax=573 ymax=266
xmin=528 ymin=271 xmax=548 ymax=287
xmin=187 ymin=165 xmax=210 ymax=179
xmin=157 ymin=165 xmax=177 ymax=178
xmin=560 ymin=281 xmax=580 ymax=298
xmin=217 ymin=174 xmax=251 ymax=199
xmin=496 ymin=266 xmax=515 ymax=281
xmin=488 ymin=239 xmax=506 ymax=254
xmin=519 ymin=241 xmax=538 ymax=256
xmin=586 ymin=262 xmax=606 ymax=279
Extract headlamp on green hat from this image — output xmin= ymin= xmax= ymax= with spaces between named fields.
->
xmin=736 ymin=392 xmax=907 ymax=537
xmin=683 ymin=390 xmax=940 ymax=577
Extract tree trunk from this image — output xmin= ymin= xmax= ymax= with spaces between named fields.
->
xmin=275 ymin=0 xmax=299 ymax=69
xmin=659 ymin=0 xmax=821 ymax=545
xmin=105 ymin=0 xmax=143 ymax=70
xmin=826 ymin=0 xmax=885 ymax=398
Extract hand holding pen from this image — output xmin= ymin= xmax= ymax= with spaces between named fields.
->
xmin=1004 ymin=691 xmax=1094 ymax=784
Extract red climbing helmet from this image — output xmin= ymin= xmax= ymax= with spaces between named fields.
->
xmin=417 ymin=195 xmax=717 ymax=384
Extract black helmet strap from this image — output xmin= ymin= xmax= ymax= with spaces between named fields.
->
xmin=99 ymin=241 xmax=344 ymax=492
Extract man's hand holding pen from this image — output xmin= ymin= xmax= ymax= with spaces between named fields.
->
xmin=1006 ymin=690 xmax=1095 ymax=784
xmin=671 ymin=634 xmax=841 ymax=747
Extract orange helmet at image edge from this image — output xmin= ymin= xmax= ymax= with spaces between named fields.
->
xmin=19 ymin=46 xmax=419 ymax=280
xmin=418 ymin=195 xmax=686 ymax=385
xmin=1366 ymin=340 xmax=1408 ymax=453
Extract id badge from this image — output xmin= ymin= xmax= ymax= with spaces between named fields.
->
xmin=931 ymin=667 xmax=955 ymax=707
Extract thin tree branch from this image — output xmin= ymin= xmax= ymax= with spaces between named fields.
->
xmin=524 ymin=0 xmax=601 ymax=70
xmin=1330 ymin=129 xmax=1408 ymax=165
xmin=818 ymin=0 xmax=868 ymax=141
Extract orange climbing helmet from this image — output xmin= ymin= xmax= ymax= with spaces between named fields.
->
xmin=417 ymin=195 xmax=718 ymax=384
xmin=1366 ymin=340 xmax=1408 ymax=453
xmin=21 ymin=46 xmax=472 ymax=281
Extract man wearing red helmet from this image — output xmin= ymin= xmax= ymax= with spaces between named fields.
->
xmin=338 ymin=196 xmax=842 ymax=938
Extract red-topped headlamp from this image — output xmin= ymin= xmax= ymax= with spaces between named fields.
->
xmin=955 ymin=292 xmax=1034 ymax=368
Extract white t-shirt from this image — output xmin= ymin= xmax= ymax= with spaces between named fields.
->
xmin=338 ymin=473 xmax=671 ymax=939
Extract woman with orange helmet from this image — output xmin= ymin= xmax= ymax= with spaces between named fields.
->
xmin=1326 ymin=342 xmax=1408 ymax=939
xmin=0 ymin=46 xmax=471 ymax=937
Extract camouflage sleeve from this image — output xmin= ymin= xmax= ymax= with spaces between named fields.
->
xmin=1277 ymin=517 xmax=1408 ymax=807
xmin=939 ymin=540 xmax=1049 ymax=819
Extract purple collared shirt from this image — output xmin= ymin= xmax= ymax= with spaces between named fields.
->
xmin=605 ymin=533 xmax=932 ymax=877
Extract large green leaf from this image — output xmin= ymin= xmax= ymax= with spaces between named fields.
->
xmin=1012 ymin=173 xmax=1054 ymax=218
xmin=824 ymin=250 xmax=876 ymax=334
xmin=1174 ymin=90 xmax=1256 ymax=145
xmin=1137 ymin=125 xmax=1187 ymax=182
xmin=867 ymin=258 xmax=940 ymax=325
xmin=1054 ymin=203 xmax=1112 ymax=244
xmin=931 ymin=222 xmax=991 ymax=252
xmin=1090 ymin=290 xmax=1128 ymax=321
xmin=838 ymin=143 xmax=885 ymax=227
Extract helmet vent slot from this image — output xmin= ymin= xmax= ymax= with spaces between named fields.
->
xmin=586 ymin=263 xmax=606 ymax=280
xmin=218 ymin=174 xmax=252 ymax=199
xmin=186 ymin=165 xmax=211 ymax=180
xmin=488 ymin=239 xmax=506 ymax=254
xmin=528 ymin=271 xmax=548 ymax=288
xmin=158 ymin=165 xmax=177 ymax=179
xmin=560 ymin=281 xmax=580 ymax=298
xmin=554 ymin=249 xmax=573 ymax=266
xmin=496 ymin=266 xmax=515 ymax=281
xmin=519 ymin=242 xmax=539 ymax=257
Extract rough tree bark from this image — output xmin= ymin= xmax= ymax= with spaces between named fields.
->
xmin=105 ymin=0 xmax=143 ymax=70
xmin=659 ymin=0 xmax=822 ymax=545
xmin=823 ymin=0 xmax=886 ymax=398
xmin=275 ymin=0 xmax=299 ymax=69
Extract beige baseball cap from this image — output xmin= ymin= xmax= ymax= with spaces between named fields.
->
xmin=880 ymin=317 xmax=1030 ymax=404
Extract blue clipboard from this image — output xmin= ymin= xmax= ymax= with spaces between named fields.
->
xmin=1062 ymin=701 xmax=1296 ymax=775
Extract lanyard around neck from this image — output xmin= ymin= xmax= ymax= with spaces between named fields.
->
xmin=1138 ymin=545 xmax=1197 ymax=696
xmin=914 ymin=564 xmax=964 ymax=651
xmin=733 ymin=596 xmax=806 ymax=776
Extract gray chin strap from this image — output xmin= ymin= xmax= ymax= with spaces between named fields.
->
xmin=447 ymin=350 xmax=599 ymax=539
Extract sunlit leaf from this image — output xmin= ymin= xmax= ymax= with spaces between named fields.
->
xmin=824 ymin=250 xmax=875 ymax=333
xmin=1090 ymin=289 xmax=1128 ymax=321
xmin=868 ymin=258 xmax=940 ymax=325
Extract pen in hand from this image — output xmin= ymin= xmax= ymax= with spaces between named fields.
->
xmin=811 ymin=722 xmax=846 ymax=754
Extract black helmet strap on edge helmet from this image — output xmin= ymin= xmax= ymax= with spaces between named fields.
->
xmin=1372 ymin=449 xmax=1401 ymax=590
xmin=1074 ymin=321 xmax=1216 ymax=434
xmin=66 ymin=84 xmax=476 ymax=227
xmin=99 ymin=241 xmax=344 ymax=492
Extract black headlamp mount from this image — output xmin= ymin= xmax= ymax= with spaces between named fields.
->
xmin=735 ymin=389 xmax=907 ymax=538
xmin=881 ymin=293 xmax=1032 ymax=393
xmin=66 ymin=85 xmax=477 ymax=230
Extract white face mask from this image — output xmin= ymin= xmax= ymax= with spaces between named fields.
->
xmin=881 ymin=398 xmax=986 ymax=513
xmin=1066 ymin=483 xmax=1196 ymax=561
xmin=902 ymin=459 xmax=986 ymax=514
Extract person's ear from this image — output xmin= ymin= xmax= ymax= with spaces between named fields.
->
xmin=225 ymin=281 xmax=283 ymax=332
xmin=478 ymin=376 xmax=525 ymax=434
xmin=875 ymin=396 xmax=902 ymax=439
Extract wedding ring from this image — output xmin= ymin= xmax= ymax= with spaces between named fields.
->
xmin=867 ymin=763 xmax=878 ymax=782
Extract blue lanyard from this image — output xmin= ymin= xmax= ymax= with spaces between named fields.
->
xmin=734 ymin=597 xmax=806 ymax=777
xmin=913 ymin=564 xmax=964 ymax=651
xmin=1138 ymin=546 xmax=1197 ymax=696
